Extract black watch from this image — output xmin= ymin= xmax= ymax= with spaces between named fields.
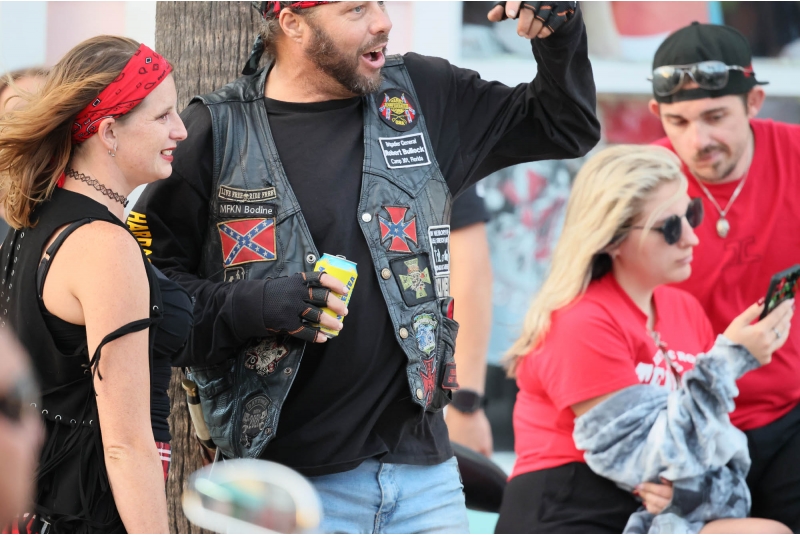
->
xmin=450 ymin=389 xmax=486 ymax=414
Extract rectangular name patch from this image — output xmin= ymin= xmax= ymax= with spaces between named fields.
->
xmin=428 ymin=225 xmax=450 ymax=276
xmin=218 ymin=185 xmax=277 ymax=203
xmin=378 ymin=133 xmax=431 ymax=169
xmin=218 ymin=202 xmax=276 ymax=219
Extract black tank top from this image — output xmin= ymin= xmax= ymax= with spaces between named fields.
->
xmin=36 ymin=220 xmax=192 ymax=442
xmin=2 ymin=188 xmax=191 ymax=533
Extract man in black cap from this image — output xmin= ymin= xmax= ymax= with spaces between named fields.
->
xmin=650 ymin=22 xmax=800 ymax=529
xmin=133 ymin=1 xmax=598 ymax=532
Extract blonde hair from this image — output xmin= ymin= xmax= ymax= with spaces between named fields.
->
xmin=504 ymin=144 xmax=687 ymax=377
xmin=0 ymin=36 xmax=140 ymax=229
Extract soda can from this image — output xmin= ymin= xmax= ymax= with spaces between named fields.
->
xmin=312 ymin=254 xmax=357 ymax=337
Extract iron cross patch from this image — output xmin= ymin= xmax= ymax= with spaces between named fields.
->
xmin=418 ymin=357 xmax=436 ymax=407
xmin=379 ymin=206 xmax=418 ymax=253
xmin=217 ymin=218 xmax=276 ymax=267
xmin=390 ymin=254 xmax=436 ymax=306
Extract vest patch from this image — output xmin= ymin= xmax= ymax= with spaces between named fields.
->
xmin=413 ymin=313 xmax=438 ymax=356
xmin=379 ymin=206 xmax=418 ymax=253
xmin=217 ymin=218 xmax=277 ymax=267
xmin=428 ymin=225 xmax=450 ymax=276
xmin=240 ymin=395 xmax=270 ymax=448
xmin=376 ymin=88 xmax=418 ymax=131
xmin=390 ymin=254 xmax=436 ymax=306
xmin=218 ymin=202 xmax=276 ymax=219
xmin=218 ymin=185 xmax=277 ymax=203
xmin=378 ymin=133 xmax=430 ymax=169
xmin=244 ymin=337 xmax=289 ymax=377
xmin=224 ymin=266 xmax=246 ymax=282
xmin=418 ymin=356 xmax=436 ymax=407
xmin=435 ymin=275 xmax=450 ymax=298
xmin=442 ymin=362 xmax=459 ymax=390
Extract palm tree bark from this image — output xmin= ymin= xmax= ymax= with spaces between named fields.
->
xmin=154 ymin=3 xmax=262 ymax=532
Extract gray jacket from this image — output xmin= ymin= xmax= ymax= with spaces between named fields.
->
xmin=573 ymin=335 xmax=759 ymax=533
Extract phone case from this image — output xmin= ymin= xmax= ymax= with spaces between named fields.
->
xmin=760 ymin=264 xmax=800 ymax=320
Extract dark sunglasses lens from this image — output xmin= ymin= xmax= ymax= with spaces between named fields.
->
xmin=687 ymin=198 xmax=704 ymax=228
xmin=662 ymin=215 xmax=682 ymax=245
xmin=652 ymin=66 xmax=683 ymax=96
xmin=692 ymin=61 xmax=729 ymax=90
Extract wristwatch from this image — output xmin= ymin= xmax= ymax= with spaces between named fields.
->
xmin=450 ymin=389 xmax=486 ymax=414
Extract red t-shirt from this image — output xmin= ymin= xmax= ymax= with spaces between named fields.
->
xmin=511 ymin=274 xmax=714 ymax=477
xmin=655 ymin=119 xmax=800 ymax=430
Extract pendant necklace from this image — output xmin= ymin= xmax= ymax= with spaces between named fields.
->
xmin=694 ymin=167 xmax=750 ymax=239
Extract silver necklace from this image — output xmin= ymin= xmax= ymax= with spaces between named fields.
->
xmin=693 ymin=168 xmax=750 ymax=238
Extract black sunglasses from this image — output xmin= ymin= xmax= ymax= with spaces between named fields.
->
xmin=650 ymin=61 xmax=753 ymax=97
xmin=631 ymin=197 xmax=704 ymax=245
xmin=0 ymin=375 xmax=40 ymax=424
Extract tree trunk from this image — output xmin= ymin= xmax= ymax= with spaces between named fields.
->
xmin=154 ymin=3 xmax=262 ymax=533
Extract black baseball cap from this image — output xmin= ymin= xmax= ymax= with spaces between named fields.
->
xmin=652 ymin=22 xmax=767 ymax=103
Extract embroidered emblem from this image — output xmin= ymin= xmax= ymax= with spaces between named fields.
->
xmin=218 ymin=185 xmax=277 ymax=203
xmin=244 ymin=337 xmax=289 ymax=376
xmin=379 ymin=206 xmax=418 ymax=252
xmin=390 ymin=254 xmax=436 ymax=306
xmin=378 ymin=133 xmax=431 ymax=169
xmin=218 ymin=202 xmax=276 ymax=219
xmin=413 ymin=313 xmax=438 ymax=356
xmin=376 ymin=89 xmax=418 ymax=132
xmin=428 ymin=225 xmax=450 ymax=276
xmin=224 ymin=266 xmax=246 ymax=282
xmin=240 ymin=395 xmax=270 ymax=448
xmin=442 ymin=362 xmax=459 ymax=390
xmin=418 ymin=357 xmax=436 ymax=407
xmin=217 ymin=218 xmax=276 ymax=267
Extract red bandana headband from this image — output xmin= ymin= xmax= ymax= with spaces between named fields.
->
xmin=262 ymin=1 xmax=331 ymax=19
xmin=71 ymin=43 xmax=172 ymax=144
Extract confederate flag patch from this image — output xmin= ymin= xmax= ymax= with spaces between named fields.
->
xmin=218 ymin=218 xmax=277 ymax=267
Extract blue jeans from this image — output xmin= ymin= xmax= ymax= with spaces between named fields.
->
xmin=308 ymin=457 xmax=469 ymax=534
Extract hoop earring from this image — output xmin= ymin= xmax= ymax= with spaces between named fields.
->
xmin=108 ymin=145 xmax=117 ymax=158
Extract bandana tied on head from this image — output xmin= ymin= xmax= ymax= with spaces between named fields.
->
xmin=260 ymin=1 xmax=331 ymax=19
xmin=71 ymin=43 xmax=172 ymax=144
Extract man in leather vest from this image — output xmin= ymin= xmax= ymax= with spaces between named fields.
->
xmin=133 ymin=1 xmax=599 ymax=531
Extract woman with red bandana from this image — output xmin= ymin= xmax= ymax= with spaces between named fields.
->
xmin=0 ymin=36 xmax=188 ymax=533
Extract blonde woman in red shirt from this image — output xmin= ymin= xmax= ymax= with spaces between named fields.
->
xmin=496 ymin=144 xmax=793 ymax=534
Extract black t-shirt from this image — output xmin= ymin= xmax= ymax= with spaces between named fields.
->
xmin=134 ymin=10 xmax=598 ymax=476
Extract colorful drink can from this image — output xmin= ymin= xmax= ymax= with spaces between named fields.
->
xmin=313 ymin=254 xmax=357 ymax=337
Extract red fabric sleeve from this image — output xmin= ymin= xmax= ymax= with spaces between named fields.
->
xmin=537 ymin=303 xmax=640 ymax=411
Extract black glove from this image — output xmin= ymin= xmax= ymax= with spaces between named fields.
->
xmin=262 ymin=271 xmax=332 ymax=343
xmin=491 ymin=1 xmax=577 ymax=33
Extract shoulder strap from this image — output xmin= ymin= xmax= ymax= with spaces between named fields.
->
xmin=36 ymin=218 xmax=95 ymax=299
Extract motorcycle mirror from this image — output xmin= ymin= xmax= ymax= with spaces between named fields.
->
xmin=182 ymin=459 xmax=322 ymax=534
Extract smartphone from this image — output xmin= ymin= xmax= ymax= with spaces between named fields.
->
xmin=760 ymin=264 xmax=800 ymax=320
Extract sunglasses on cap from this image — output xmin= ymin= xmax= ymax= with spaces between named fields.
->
xmin=650 ymin=61 xmax=753 ymax=97
xmin=631 ymin=197 xmax=704 ymax=245
xmin=0 ymin=375 xmax=40 ymax=425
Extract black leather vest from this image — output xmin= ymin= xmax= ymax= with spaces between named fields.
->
xmin=188 ymin=56 xmax=459 ymax=459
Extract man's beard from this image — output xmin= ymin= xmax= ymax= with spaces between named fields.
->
xmin=305 ymin=21 xmax=386 ymax=96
